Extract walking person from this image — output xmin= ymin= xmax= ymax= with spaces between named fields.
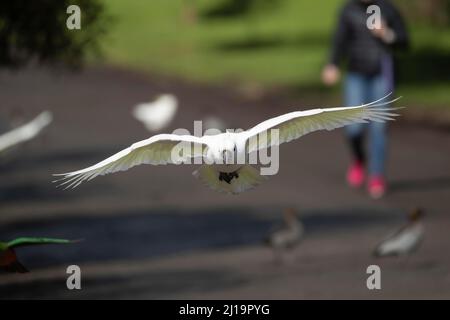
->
xmin=322 ymin=0 xmax=409 ymax=198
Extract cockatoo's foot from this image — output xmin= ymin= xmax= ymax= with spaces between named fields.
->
xmin=219 ymin=171 xmax=239 ymax=184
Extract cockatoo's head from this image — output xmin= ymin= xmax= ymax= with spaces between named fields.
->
xmin=209 ymin=137 xmax=237 ymax=164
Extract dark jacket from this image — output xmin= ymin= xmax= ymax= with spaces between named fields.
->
xmin=330 ymin=0 xmax=409 ymax=76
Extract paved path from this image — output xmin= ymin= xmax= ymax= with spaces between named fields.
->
xmin=0 ymin=67 xmax=449 ymax=299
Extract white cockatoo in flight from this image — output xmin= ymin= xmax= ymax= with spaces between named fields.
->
xmin=54 ymin=95 xmax=400 ymax=194
xmin=132 ymin=94 xmax=178 ymax=132
xmin=0 ymin=111 xmax=53 ymax=154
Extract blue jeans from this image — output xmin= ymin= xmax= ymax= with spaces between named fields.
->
xmin=344 ymin=72 xmax=392 ymax=176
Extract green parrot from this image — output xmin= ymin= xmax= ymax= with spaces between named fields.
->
xmin=0 ymin=237 xmax=77 ymax=273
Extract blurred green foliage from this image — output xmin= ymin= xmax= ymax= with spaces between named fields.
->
xmin=0 ymin=0 xmax=108 ymax=68
xmin=201 ymin=0 xmax=280 ymax=18
xmin=3 ymin=0 xmax=443 ymax=106
xmin=395 ymin=0 xmax=450 ymax=27
xmin=102 ymin=0 xmax=450 ymax=106
xmin=103 ymin=0 xmax=340 ymax=86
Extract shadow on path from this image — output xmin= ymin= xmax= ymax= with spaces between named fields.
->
xmin=0 ymin=268 xmax=247 ymax=299
xmin=0 ymin=207 xmax=402 ymax=270
xmin=389 ymin=176 xmax=450 ymax=193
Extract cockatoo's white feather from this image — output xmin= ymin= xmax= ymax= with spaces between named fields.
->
xmin=53 ymin=134 xmax=208 ymax=189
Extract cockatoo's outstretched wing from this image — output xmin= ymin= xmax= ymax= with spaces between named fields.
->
xmin=54 ymin=134 xmax=208 ymax=189
xmin=244 ymin=94 xmax=401 ymax=152
xmin=0 ymin=111 xmax=53 ymax=153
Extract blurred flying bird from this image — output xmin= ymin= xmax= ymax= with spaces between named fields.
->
xmin=54 ymin=94 xmax=400 ymax=194
xmin=132 ymin=94 xmax=178 ymax=132
xmin=0 ymin=111 xmax=53 ymax=154
xmin=0 ymin=237 xmax=76 ymax=273
xmin=265 ymin=208 xmax=304 ymax=261
xmin=373 ymin=208 xmax=424 ymax=257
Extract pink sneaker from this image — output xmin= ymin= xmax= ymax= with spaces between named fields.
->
xmin=368 ymin=176 xmax=386 ymax=199
xmin=346 ymin=161 xmax=365 ymax=188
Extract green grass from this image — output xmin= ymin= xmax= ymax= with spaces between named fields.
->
xmin=100 ymin=0 xmax=450 ymax=107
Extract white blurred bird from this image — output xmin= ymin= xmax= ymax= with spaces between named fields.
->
xmin=0 ymin=111 xmax=53 ymax=153
xmin=54 ymin=94 xmax=400 ymax=194
xmin=202 ymin=116 xmax=228 ymax=135
xmin=133 ymin=94 xmax=178 ymax=132
xmin=265 ymin=208 xmax=304 ymax=261
xmin=373 ymin=208 xmax=424 ymax=257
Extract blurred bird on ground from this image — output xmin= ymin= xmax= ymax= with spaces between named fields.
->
xmin=264 ymin=208 xmax=304 ymax=262
xmin=373 ymin=208 xmax=424 ymax=257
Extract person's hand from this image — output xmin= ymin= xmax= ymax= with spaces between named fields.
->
xmin=371 ymin=20 xmax=395 ymax=43
xmin=371 ymin=20 xmax=387 ymax=38
xmin=322 ymin=64 xmax=340 ymax=86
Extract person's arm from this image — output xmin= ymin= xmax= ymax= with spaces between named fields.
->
xmin=322 ymin=7 xmax=349 ymax=86
xmin=372 ymin=2 xmax=409 ymax=49
xmin=385 ymin=3 xmax=409 ymax=49
xmin=329 ymin=7 xmax=350 ymax=66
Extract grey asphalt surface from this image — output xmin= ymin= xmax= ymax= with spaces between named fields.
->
xmin=0 ymin=67 xmax=449 ymax=299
